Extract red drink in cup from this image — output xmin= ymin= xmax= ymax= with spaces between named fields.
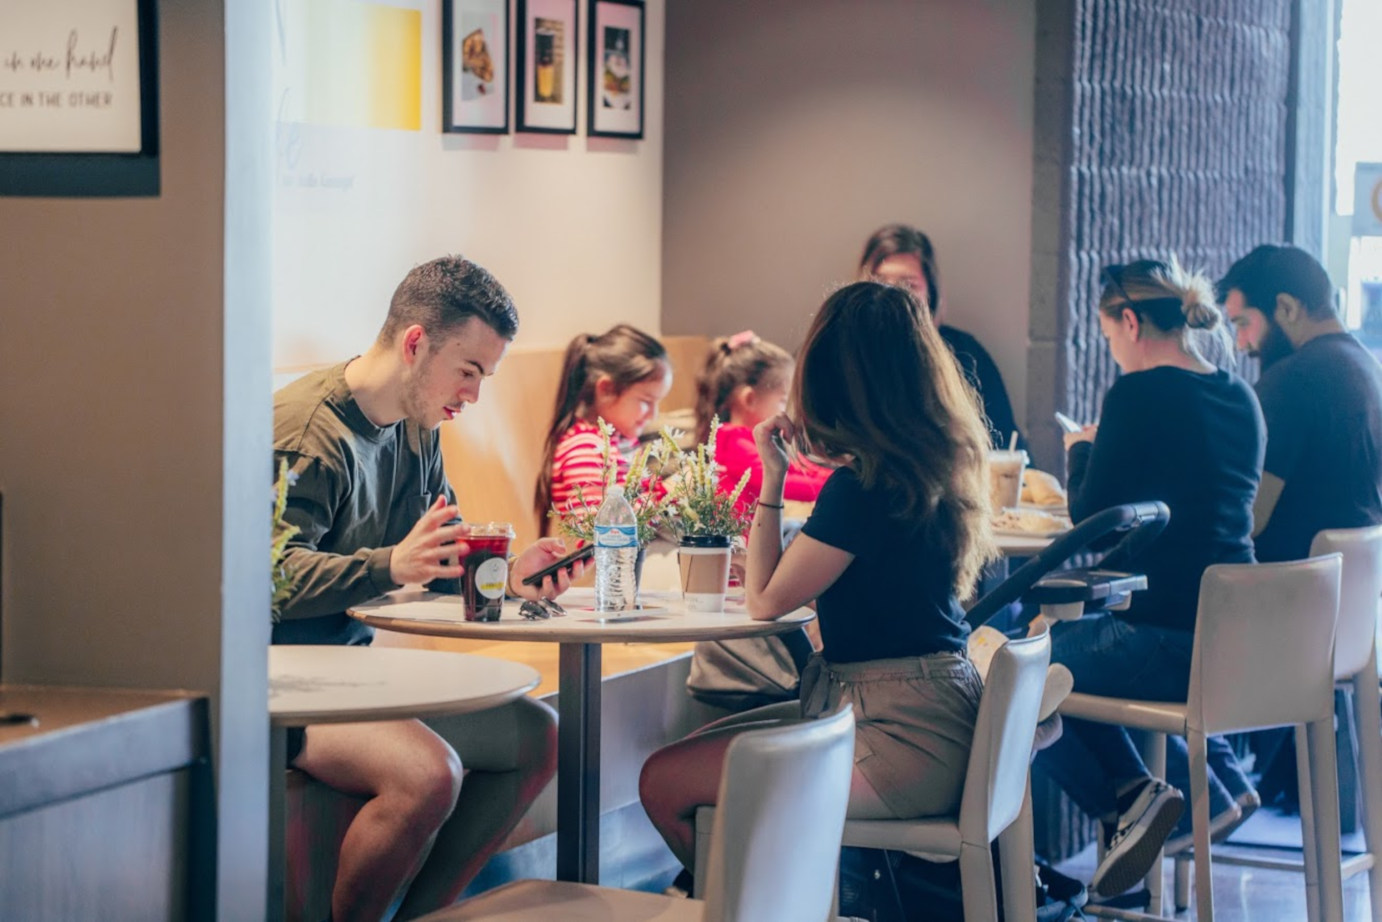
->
xmin=452 ymin=522 xmax=514 ymax=621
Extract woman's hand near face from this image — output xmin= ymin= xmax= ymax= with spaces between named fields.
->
xmin=1063 ymin=424 xmax=1097 ymax=450
xmin=753 ymin=413 xmax=795 ymax=481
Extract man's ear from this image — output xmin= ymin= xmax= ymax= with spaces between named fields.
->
xmin=1275 ymin=293 xmax=1304 ymax=326
xmin=401 ymin=325 xmax=426 ymax=364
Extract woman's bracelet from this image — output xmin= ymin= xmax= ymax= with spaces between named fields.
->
xmin=756 ymin=500 xmax=784 ymax=510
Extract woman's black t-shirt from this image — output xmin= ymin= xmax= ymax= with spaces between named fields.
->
xmin=801 ymin=467 xmax=968 ymax=663
xmin=1067 ymin=367 xmax=1264 ymax=632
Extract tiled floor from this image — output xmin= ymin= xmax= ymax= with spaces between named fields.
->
xmin=1058 ymin=843 xmax=1373 ymax=921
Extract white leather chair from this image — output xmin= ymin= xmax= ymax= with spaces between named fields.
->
xmin=690 ymin=632 xmax=1052 ymax=922
xmin=1059 ymin=554 xmax=1345 ymax=922
xmin=414 ymin=702 xmax=856 ymax=922
xmin=1200 ymin=525 xmax=1382 ymax=922
xmin=838 ymin=632 xmax=1051 ymax=922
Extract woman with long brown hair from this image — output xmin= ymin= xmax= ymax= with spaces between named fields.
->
xmin=639 ymin=281 xmax=997 ymax=886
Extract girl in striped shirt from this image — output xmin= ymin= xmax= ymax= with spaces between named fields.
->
xmin=536 ymin=324 xmax=672 ymax=531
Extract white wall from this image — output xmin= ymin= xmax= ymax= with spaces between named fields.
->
xmin=662 ymin=0 xmax=1035 ymax=426
xmin=272 ymin=0 xmax=666 ymax=370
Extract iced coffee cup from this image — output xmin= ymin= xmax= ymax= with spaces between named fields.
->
xmin=447 ymin=521 xmax=514 ymax=622
xmin=988 ymin=450 xmax=1029 ymax=512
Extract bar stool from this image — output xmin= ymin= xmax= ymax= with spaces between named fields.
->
xmin=1059 ymin=554 xmax=1345 ymax=922
xmin=1197 ymin=524 xmax=1382 ymax=922
xmin=690 ymin=632 xmax=1052 ymax=922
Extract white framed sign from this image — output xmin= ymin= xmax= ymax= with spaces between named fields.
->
xmin=0 ymin=0 xmax=159 ymax=196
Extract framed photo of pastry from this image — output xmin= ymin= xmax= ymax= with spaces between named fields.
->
xmin=587 ymin=0 xmax=643 ymax=139
xmin=516 ymin=0 xmax=578 ymax=134
xmin=443 ymin=0 xmax=509 ymax=134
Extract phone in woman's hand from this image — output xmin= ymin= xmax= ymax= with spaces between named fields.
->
xmin=1054 ymin=411 xmax=1083 ymax=434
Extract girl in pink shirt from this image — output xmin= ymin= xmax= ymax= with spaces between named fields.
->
xmin=695 ymin=331 xmax=833 ymax=517
xmin=536 ymin=324 xmax=672 ymax=532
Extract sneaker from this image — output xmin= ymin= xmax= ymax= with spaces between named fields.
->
xmin=1163 ymin=802 xmax=1241 ymax=856
xmin=1163 ymin=788 xmax=1260 ymax=855
xmin=1090 ymin=779 xmax=1185 ymax=898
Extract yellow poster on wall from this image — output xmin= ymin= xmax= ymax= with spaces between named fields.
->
xmin=276 ymin=0 xmax=421 ymax=131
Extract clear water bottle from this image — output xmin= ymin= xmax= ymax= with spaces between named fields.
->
xmin=593 ymin=483 xmax=639 ymax=611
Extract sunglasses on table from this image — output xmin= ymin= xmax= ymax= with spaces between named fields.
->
xmin=518 ymin=597 xmax=568 ymax=620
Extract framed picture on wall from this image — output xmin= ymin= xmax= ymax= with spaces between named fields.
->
xmin=0 ymin=0 xmax=160 ymax=196
xmin=516 ymin=0 xmax=578 ymax=134
xmin=442 ymin=0 xmax=509 ymax=134
xmin=587 ymin=0 xmax=644 ymax=139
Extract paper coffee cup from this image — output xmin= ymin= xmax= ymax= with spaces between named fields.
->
xmin=678 ymin=546 xmax=731 ymax=613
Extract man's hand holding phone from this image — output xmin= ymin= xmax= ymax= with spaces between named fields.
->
xmin=510 ymin=539 xmax=591 ymax=599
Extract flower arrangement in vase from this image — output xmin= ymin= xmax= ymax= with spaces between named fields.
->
xmin=662 ymin=416 xmax=752 ymax=611
xmin=547 ymin=418 xmax=677 ymax=548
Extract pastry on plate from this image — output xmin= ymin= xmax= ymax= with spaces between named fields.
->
xmin=1021 ymin=468 xmax=1067 ymax=507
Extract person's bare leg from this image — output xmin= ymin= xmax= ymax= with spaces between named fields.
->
xmin=395 ymin=698 xmax=558 ymax=919
xmin=640 ymin=721 xmax=895 ymax=868
xmin=640 ymin=727 xmax=743 ymax=867
xmin=293 ymin=719 xmax=463 ymax=922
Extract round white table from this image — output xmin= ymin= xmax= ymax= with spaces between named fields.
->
xmin=267 ymin=646 xmax=540 ymax=922
xmin=349 ymin=588 xmax=815 ymax=884
xmin=995 ymin=531 xmax=1060 ymax=557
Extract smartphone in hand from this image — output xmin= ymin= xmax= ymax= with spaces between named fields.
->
xmin=1054 ymin=411 xmax=1083 ymax=434
xmin=520 ymin=543 xmax=595 ymax=587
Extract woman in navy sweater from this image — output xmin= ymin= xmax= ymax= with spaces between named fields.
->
xmin=1036 ymin=258 xmax=1265 ymax=897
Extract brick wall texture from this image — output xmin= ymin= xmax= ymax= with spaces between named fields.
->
xmin=1062 ymin=1 xmax=1292 ymax=422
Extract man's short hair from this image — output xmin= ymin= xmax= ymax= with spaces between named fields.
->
xmin=377 ymin=255 xmax=519 ymax=345
xmin=1217 ymin=244 xmax=1335 ymax=320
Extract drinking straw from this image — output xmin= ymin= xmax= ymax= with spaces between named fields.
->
xmin=1008 ymin=431 xmax=1019 ymax=451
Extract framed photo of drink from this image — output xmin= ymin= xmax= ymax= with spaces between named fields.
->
xmin=587 ymin=0 xmax=644 ymax=139
xmin=442 ymin=0 xmax=509 ymax=134
xmin=516 ymin=0 xmax=578 ymax=134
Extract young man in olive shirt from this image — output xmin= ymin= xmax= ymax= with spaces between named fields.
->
xmin=274 ymin=256 xmax=583 ymax=922
xmin=1220 ymin=244 xmax=1382 ymax=562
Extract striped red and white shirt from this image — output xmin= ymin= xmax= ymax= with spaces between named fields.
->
xmin=549 ymin=420 xmax=637 ymax=512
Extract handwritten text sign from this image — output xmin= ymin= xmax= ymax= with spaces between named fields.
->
xmin=0 ymin=3 xmax=144 ymax=153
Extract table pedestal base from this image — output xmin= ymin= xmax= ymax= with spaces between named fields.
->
xmin=557 ymin=642 xmax=602 ymax=884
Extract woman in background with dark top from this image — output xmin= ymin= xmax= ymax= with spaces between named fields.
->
xmin=858 ymin=223 xmax=1025 ymax=451
xmin=1034 ymin=257 xmax=1265 ymax=898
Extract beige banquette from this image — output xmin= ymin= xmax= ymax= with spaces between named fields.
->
xmin=437 ymin=334 xmax=711 ymax=549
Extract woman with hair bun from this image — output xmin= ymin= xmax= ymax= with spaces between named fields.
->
xmin=1035 ymin=257 xmax=1266 ymax=898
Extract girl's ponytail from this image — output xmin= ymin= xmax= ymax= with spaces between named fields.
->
xmin=535 ymin=334 xmax=595 ymax=516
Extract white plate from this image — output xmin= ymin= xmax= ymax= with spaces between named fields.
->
xmin=1018 ymin=502 xmax=1069 ymax=517
xmin=992 ymin=527 xmax=1068 ymax=539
